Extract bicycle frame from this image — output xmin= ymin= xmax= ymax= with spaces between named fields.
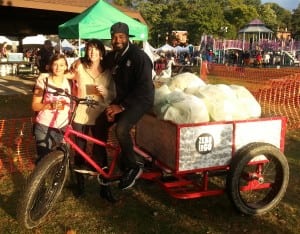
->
xmin=49 ymin=87 xmax=153 ymax=182
xmin=63 ymin=124 xmax=122 ymax=180
xmin=42 ymin=87 xmax=125 ymax=180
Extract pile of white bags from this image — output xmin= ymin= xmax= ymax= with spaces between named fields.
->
xmin=154 ymin=72 xmax=261 ymax=124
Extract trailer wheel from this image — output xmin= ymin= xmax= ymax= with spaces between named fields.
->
xmin=227 ymin=142 xmax=289 ymax=215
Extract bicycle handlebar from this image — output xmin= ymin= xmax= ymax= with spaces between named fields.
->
xmin=47 ymin=83 xmax=99 ymax=108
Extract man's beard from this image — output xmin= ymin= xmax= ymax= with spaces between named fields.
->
xmin=113 ymin=42 xmax=127 ymax=52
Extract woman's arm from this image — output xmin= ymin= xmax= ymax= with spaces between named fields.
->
xmin=65 ymin=59 xmax=81 ymax=80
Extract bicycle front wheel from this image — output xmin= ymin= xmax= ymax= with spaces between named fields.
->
xmin=17 ymin=150 xmax=69 ymax=229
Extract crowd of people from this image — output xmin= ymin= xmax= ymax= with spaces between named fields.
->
xmin=0 ymin=38 xmax=80 ymax=77
xmin=31 ymin=22 xmax=154 ymax=203
xmin=153 ymin=45 xmax=298 ymax=78
xmin=224 ymin=50 xmax=282 ymax=67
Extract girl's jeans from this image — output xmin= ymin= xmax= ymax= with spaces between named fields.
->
xmin=33 ymin=122 xmax=65 ymax=164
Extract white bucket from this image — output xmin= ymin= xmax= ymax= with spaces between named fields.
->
xmin=0 ymin=64 xmax=7 ymax=76
xmin=6 ymin=64 xmax=12 ymax=75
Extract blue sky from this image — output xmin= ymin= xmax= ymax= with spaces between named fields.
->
xmin=261 ymin=0 xmax=300 ymax=11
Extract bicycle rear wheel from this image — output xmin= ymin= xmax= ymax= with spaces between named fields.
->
xmin=227 ymin=142 xmax=289 ymax=215
xmin=17 ymin=150 xmax=69 ymax=229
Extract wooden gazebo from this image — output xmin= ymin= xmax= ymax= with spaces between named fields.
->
xmin=238 ymin=19 xmax=273 ymax=50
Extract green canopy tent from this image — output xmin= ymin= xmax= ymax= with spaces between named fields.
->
xmin=58 ymin=0 xmax=148 ymax=41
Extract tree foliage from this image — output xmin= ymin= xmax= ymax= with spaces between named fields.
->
xmin=258 ymin=4 xmax=278 ymax=30
xmin=112 ymin=0 xmax=296 ymax=45
xmin=291 ymin=5 xmax=300 ymax=39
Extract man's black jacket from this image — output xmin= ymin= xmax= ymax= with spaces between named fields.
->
xmin=104 ymin=43 xmax=155 ymax=110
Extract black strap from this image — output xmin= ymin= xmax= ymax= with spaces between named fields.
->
xmin=32 ymin=77 xmax=48 ymax=125
xmin=41 ymin=77 xmax=48 ymax=103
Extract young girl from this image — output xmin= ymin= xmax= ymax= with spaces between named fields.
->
xmin=32 ymin=54 xmax=72 ymax=163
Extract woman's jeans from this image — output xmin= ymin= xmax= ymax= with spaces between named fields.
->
xmin=33 ymin=122 xmax=65 ymax=164
xmin=72 ymin=122 xmax=95 ymax=167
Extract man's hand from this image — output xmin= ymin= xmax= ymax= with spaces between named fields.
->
xmin=105 ymin=104 xmax=124 ymax=122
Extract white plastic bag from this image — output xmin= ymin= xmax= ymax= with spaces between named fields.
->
xmin=156 ymin=90 xmax=209 ymax=124
xmin=193 ymin=84 xmax=237 ymax=121
xmin=154 ymin=84 xmax=171 ymax=106
xmin=230 ymin=85 xmax=261 ymax=119
xmin=191 ymin=84 xmax=261 ymax=121
xmin=168 ymin=72 xmax=206 ymax=91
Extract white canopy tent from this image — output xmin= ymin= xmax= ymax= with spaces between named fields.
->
xmin=61 ymin=39 xmax=75 ymax=51
xmin=0 ymin=36 xmax=16 ymax=45
xmin=22 ymin=35 xmax=56 ymax=48
xmin=174 ymin=45 xmax=189 ymax=54
xmin=143 ymin=41 xmax=159 ymax=79
xmin=157 ymin=44 xmax=175 ymax=53
xmin=143 ymin=41 xmax=159 ymax=62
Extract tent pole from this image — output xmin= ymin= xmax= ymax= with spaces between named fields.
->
xmin=79 ymin=38 xmax=81 ymax=57
xmin=60 ymin=39 xmax=62 ymax=54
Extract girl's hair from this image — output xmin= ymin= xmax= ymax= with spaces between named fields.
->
xmin=81 ymin=39 xmax=106 ymax=68
xmin=49 ymin=53 xmax=68 ymax=74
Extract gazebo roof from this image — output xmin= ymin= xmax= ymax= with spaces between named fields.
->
xmin=238 ymin=19 xmax=273 ymax=33
xmin=248 ymin=19 xmax=265 ymax=26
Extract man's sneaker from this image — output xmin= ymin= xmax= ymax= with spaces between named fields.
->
xmin=119 ymin=167 xmax=143 ymax=190
xmin=73 ymin=165 xmax=98 ymax=176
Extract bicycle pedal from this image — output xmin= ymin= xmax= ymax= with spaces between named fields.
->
xmin=96 ymin=175 xmax=120 ymax=186
xmin=73 ymin=168 xmax=99 ymax=176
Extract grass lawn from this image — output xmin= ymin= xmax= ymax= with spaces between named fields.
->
xmin=0 ymin=77 xmax=300 ymax=233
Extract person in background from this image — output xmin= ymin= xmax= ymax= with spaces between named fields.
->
xmin=200 ymin=55 xmax=209 ymax=82
xmin=32 ymin=54 xmax=71 ymax=163
xmin=255 ymin=52 xmax=262 ymax=67
xmin=263 ymin=52 xmax=270 ymax=67
xmin=1 ymin=42 xmax=8 ymax=58
xmin=69 ymin=39 xmax=116 ymax=202
xmin=94 ymin=22 xmax=154 ymax=190
xmin=37 ymin=39 xmax=54 ymax=73
xmin=206 ymin=49 xmax=214 ymax=69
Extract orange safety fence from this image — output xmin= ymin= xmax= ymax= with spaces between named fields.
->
xmin=0 ymin=118 xmax=35 ymax=176
xmin=210 ymin=64 xmax=300 ymax=130
xmin=210 ymin=64 xmax=300 ymax=84
xmin=253 ymin=78 xmax=300 ymax=130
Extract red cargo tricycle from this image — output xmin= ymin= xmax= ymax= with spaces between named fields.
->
xmin=17 ymin=88 xmax=289 ymax=229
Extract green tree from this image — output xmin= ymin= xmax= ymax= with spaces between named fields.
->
xmin=263 ymin=3 xmax=291 ymax=30
xmin=136 ymin=1 xmax=169 ymax=46
xmin=111 ymin=0 xmax=293 ymax=44
xmin=291 ymin=5 xmax=300 ymax=39
xmin=258 ymin=4 xmax=278 ymax=31
xmin=112 ymin=0 xmax=134 ymax=7
xmin=244 ymin=0 xmax=261 ymax=7
xmin=224 ymin=0 xmax=259 ymax=38
xmin=137 ymin=0 xmax=228 ymax=45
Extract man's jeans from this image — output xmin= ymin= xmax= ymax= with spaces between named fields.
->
xmin=33 ymin=122 xmax=64 ymax=163
xmin=94 ymin=104 xmax=149 ymax=169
